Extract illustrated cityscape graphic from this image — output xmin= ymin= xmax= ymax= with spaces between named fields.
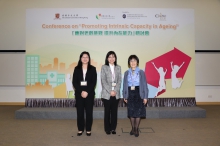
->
xmin=25 ymin=48 xmax=192 ymax=98
xmin=25 ymin=55 xmax=102 ymax=98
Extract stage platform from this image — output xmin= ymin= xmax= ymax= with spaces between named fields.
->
xmin=15 ymin=107 xmax=206 ymax=119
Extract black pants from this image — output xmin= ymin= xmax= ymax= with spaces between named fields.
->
xmin=76 ymin=95 xmax=94 ymax=132
xmin=103 ymin=97 xmax=119 ymax=132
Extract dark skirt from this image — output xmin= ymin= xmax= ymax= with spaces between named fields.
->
xmin=127 ymin=86 xmax=146 ymax=118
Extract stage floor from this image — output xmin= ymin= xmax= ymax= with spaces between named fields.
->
xmin=15 ymin=107 xmax=206 ymax=119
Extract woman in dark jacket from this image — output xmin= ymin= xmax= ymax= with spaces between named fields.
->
xmin=72 ymin=51 xmax=97 ymax=136
xmin=123 ymin=55 xmax=148 ymax=137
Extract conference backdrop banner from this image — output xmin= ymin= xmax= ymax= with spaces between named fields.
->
xmin=26 ymin=8 xmax=195 ymax=99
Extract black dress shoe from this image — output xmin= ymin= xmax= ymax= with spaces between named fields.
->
xmin=111 ymin=130 xmax=116 ymax=134
xmin=106 ymin=131 xmax=111 ymax=135
xmin=86 ymin=132 xmax=91 ymax=136
xmin=77 ymin=131 xmax=83 ymax=136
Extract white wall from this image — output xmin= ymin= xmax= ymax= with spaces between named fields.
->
xmin=0 ymin=53 xmax=25 ymax=86
xmin=0 ymin=86 xmax=25 ymax=102
xmin=196 ymin=86 xmax=220 ymax=102
xmin=0 ymin=0 xmax=220 ymax=103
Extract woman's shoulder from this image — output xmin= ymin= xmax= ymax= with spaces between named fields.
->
xmin=116 ymin=65 xmax=121 ymax=68
xmin=101 ymin=64 xmax=108 ymax=67
xmin=90 ymin=65 xmax=96 ymax=68
xmin=139 ymin=69 xmax=145 ymax=75
xmin=89 ymin=65 xmax=96 ymax=70
xmin=139 ymin=69 xmax=144 ymax=73
xmin=101 ymin=64 xmax=109 ymax=69
xmin=74 ymin=66 xmax=80 ymax=71
xmin=124 ymin=70 xmax=129 ymax=75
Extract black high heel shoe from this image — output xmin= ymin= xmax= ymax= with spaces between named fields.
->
xmin=77 ymin=131 xmax=83 ymax=136
xmin=106 ymin=131 xmax=111 ymax=135
xmin=86 ymin=132 xmax=91 ymax=136
xmin=134 ymin=128 xmax=139 ymax=137
xmin=130 ymin=127 xmax=134 ymax=135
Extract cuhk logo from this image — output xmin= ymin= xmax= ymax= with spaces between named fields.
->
xmin=54 ymin=13 xmax=61 ymax=19
xmin=122 ymin=14 xmax=126 ymax=19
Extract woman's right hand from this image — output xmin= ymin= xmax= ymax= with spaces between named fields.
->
xmin=124 ymin=98 xmax=127 ymax=103
xmin=110 ymin=91 xmax=116 ymax=96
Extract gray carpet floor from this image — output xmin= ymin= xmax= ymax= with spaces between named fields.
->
xmin=0 ymin=105 xmax=220 ymax=146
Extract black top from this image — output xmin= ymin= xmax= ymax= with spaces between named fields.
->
xmin=72 ymin=65 xmax=97 ymax=96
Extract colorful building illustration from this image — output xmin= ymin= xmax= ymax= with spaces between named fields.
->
xmin=26 ymin=55 xmax=40 ymax=85
xmin=26 ymin=55 xmax=65 ymax=88
xmin=38 ymin=72 xmax=65 ymax=87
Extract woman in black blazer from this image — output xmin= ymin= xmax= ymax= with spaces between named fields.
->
xmin=72 ymin=51 xmax=97 ymax=136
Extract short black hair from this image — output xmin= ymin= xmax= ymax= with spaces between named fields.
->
xmin=128 ymin=55 xmax=139 ymax=67
xmin=76 ymin=51 xmax=92 ymax=69
xmin=105 ymin=51 xmax=117 ymax=66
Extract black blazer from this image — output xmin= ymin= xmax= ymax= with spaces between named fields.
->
xmin=72 ymin=65 xmax=97 ymax=96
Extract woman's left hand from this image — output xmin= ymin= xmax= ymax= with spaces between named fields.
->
xmin=143 ymin=99 xmax=147 ymax=105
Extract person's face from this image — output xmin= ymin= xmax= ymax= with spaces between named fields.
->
xmin=108 ymin=54 xmax=115 ymax=65
xmin=129 ymin=59 xmax=137 ymax=68
xmin=81 ymin=54 xmax=89 ymax=64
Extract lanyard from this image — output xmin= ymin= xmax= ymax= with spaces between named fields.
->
xmin=130 ymin=71 xmax=138 ymax=86
xmin=110 ymin=66 xmax=115 ymax=82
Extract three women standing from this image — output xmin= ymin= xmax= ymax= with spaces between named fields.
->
xmin=72 ymin=51 xmax=97 ymax=136
xmin=72 ymin=52 xmax=148 ymax=137
xmin=123 ymin=55 xmax=148 ymax=137
xmin=101 ymin=51 xmax=122 ymax=135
